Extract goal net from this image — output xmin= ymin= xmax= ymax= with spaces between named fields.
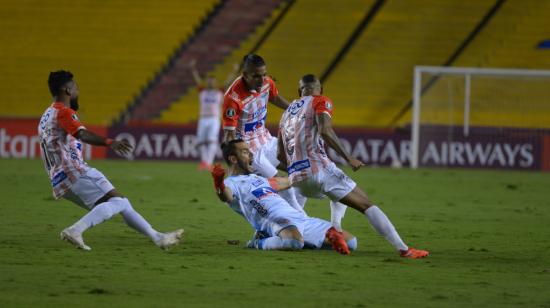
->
xmin=410 ymin=66 xmax=550 ymax=170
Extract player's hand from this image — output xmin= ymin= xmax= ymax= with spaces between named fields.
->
xmin=348 ymin=158 xmax=365 ymax=171
xmin=211 ymin=163 xmax=226 ymax=191
xmin=110 ymin=139 xmax=133 ymax=157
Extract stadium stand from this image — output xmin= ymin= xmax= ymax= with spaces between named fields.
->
xmin=324 ymin=0 xmax=496 ymax=127
xmin=0 ymin=0 xmax=218 ymax=125
xmin=159 ymin=0 xmax=374 ymax=125
xmin=128 ymin=0 xmax=284 ymax=123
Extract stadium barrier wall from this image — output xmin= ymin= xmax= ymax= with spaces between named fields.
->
xmin=107 ymin=124 xmax=550 ymax=171
xmin=0 ymin=118 xmax=107 ymax=159
xmin=2 ymin=119 xmax=548 ymax=171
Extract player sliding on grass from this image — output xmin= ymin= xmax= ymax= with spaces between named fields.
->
xmin=278 ymin=74 xmax=429 ymax=259
xmin=210 ymin=139 xmax=357 ymax=254
xmin=38 ymin=70 xmax=183 ymax=251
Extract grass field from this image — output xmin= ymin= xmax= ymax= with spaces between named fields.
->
xmin=1 ymin=159 xmax=549 ymax=307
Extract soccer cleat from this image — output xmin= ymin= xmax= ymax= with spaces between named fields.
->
xmin=155 ymin=229 xmax=184 ymax=250
xmin=400 ymin=247 xmax=429 ymax=259
xmin=60 ymin=228 xmax=91 ymax=251
xmin=246 ymin=238 xmax=260 ymax=249
xmin=326 ymin=227 xmax=350 ymax=255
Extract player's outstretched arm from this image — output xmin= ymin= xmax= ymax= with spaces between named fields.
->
xmin=189 ymin=59 xmax=202 ymax=86
xmin=316 ymin=113 xmax=364 ymax=171
xmin=211 ymin=164 xmax=233 ymax=202
xmin=269 ymin=177 xmax=290 ymax=191
xmin=270 ymin=95 xmax=290 ymax=110
xmin=75 ymin=129 xmax=133 ymax=157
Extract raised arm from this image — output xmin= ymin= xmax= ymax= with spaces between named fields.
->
xmin=269 ymin=176 xmax=291 ymax=191
xmin=211 ymin=164 xmax=233 ymax=202
xmin=189 ymin=59 xmax=202 ymax=86
xmin=316 ymin=113 xmax=364 ymax=171
xmin=277 ymin=129 xmax=288 ymax=170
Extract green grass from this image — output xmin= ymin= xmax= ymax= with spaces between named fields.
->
xmin=1 ymin=159 xmax=549 ymax=307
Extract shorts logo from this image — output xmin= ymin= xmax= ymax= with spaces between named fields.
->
xmin=226 ymin=108 xmax=235 ymax=118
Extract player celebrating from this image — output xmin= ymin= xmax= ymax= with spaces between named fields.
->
xmin=211 ymin=139 xmax=357 ymax=255
xmin=278 ymin=74 xmax=429 ymax=259
xmin=189 ymin=59 xmax=239 ymax=170
xmin=222 ymin=54 xmax=303 ymax=211
xmin=38 ymin=70 xmax=183 ymax=251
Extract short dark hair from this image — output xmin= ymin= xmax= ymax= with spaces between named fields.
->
xmin=221 ymin=139 xmax=245 ymax=164
xmin=301 ymin=74 xmax=318 ymax=84
xmin=242 ymin=54 xmax=265 ymax=69
xmin=48 ymin=70 xmax=74 ymax=96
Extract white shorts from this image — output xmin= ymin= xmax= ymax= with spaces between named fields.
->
xmin=263 ymin=204 xmax=331 ymax=249
xmin=294 ymin=162 xmax=357 ymax=202
xmin=62 ymin=168 xmax=114 ymax=210
xmin=252 ymin=136 xmax=280 ymax=178
xmin=196 ymin=117 xmax=220 ymax=143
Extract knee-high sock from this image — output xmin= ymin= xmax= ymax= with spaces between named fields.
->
xmin=330 ymin=201 xmax=348 ymax=231
xmin=279 ymin=187 xmax=305 ymax=214
xmin=258 ymin=237 xmax=304 ymax=250
xmin=69 ymin=197 xmax=129 ymax=233
xmin=199 ymin=144 xmax=208 ymax=163
xmin=119 ymin=198 xmax=161 ymax=243
xmin=365 ymin=206 xmax=408 ymax=251
xmin=206 ymin=142 xmax=218 ymax=165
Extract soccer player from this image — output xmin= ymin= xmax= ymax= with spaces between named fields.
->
xmin=222 ymin=54 xmax=303 ymax=211
xmin=211 ymin=139 xmax=357 ymax=255
xmin=277 ymin=74 xmax=429 ymax=259
xmin=38 ymin=70 xmax=184 ymax=251
xmin=189 ymin=59 xmax=239 ymax=170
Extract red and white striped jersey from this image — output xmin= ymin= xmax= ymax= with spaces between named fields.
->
xmin=279 ymin=95 xmax=334 ymax=184
xmin=222 ymin=76 xmax=279 ymax=153
xmin=197 ymin=86 xmax=223 ymax=118
xmin=38 ymin=102 xmax=89 ymax=199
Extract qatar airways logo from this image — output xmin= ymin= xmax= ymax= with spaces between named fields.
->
xmin=328 ymin=138 xmax=535 ymax=169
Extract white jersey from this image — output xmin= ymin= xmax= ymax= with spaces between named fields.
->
xmin=279 ymin=95 xmax=334 ymax=185
xmin=38 ymin=102 xmax=90 ymax=199
xmin=224 ymin=174 xmax=303 ymax=235
xmin=198 ymin=86 xmax=223 ymax=118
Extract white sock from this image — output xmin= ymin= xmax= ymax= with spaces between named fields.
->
xmin=365 ymin=206 xmax=408 ymax=251
xmin=69 ymin=197 xmax=129 ymax=234
xmin=206 ymin=143 xmax=218 ymax=165
xmin=330 ymin=201 xmax=348 ymax=231
xmin=258 ymin=237 xmax=303 ymax=250
xmin=199 ymin=144 xmax=208 ymax=163
xmin=119 ymin=198 xmax=162 ymax=243
xmin=278 ymin=187 xmax=305 ymax=214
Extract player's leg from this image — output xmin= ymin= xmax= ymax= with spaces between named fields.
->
xmin=338 ymin=187 xmax=428 ymax=258
xmin=248 ymin=226 xmax=304 ymax=251
xmin=302 ymin=217 xmax=351 ymax=255
xmin=322 ymin=165 xmax=428 ymax=258
xmin=204 ymin=118 xmax=220 ymax=166
xmin=330 ymin=201 xmax=347 ymax=231
xmin=196 ymin=118 xmax=208 ymax=169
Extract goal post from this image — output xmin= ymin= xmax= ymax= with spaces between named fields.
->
xmin=410 ymin=66 xmax=550 ymax=170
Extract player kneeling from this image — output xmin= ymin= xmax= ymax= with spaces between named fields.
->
xmin=211 ymin=140 xmax=357 ymax=255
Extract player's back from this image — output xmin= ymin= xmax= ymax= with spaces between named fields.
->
xmin=38 ymin=103 xmax=89 ymax=198
xmin=279 ymin=95 xmax=334 ymax=184
xmin=222 ymin=77 xmax=278 ymax=153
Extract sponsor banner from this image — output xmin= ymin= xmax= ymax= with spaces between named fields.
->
xmin=0 ymin=118 xmax=107 ymax=159
xmin=108 ymin=124 xmax=547 ymax=171
xmin=108 ymin=125 xmax=212 ymax=160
